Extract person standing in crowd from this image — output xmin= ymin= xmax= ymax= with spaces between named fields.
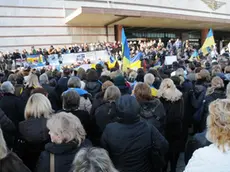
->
xmin=101 ymin=95 xmax=168 ymax=172
xmin=72 ymin=147 xmax=118 ymax=172
xmin=21 ymin=73 xmax=41 ymax=102
xmin=144 ymin=73 xmax=158 ymax=97
xmin=66 ymin=77 xmax=92 ymax=113
xmin=134 ymin=83 xmax=165 ymax=134
xmin=17 ymin=93 xmax=53 ymax=171
xmin=61 ymin=90 xmax=91 ymax=138
xmin=0 ymin=81 xmax=25 ymax=126
xmin=92 ymin=86 xmax=121 ymax=146
xmin=157 ymin=78 xmax=184 ymax=172
xmin=55 ymin=68 xmax=71 ymax=98
xmin=36 ymin=112 xmax=92 ymax=172
xmin=184 ymin=99 xmax=230 ymax=171
xmin=0 ymin=128 xmax=31 ymax=172
xmin=85 ymin=69 xmax=101 ymax=98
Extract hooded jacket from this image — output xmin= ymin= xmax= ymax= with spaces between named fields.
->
xmin=101 ymin=95 xmax=168 ymax=172
xmin=139 ymin=98 xmax=166 ymax=134
xmin=35 ymin=140 xmax=92 ymax=172
xmin=18 ymin=116 xmax=50 ymax=171
xmin=65 ymin=88 xmax=92 ymax=113
xmin=85 ymin=81 xmax=101 ymax=98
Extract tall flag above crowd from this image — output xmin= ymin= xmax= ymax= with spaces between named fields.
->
xmin=200 ymin=28 xmax=215 ymax=55
xmin=121 ymin=28 xmax=141 ymax=71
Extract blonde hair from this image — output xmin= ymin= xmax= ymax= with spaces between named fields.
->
xmin=206 ymin=99 xmax=230 ymax=151
xmin=25 ymin=73 xmax=41 ymax=88
xmin=175 ymin=68 xmax=185 ymax=84
xmin=157 ymin=78 xmax=182 ymax=102
xmin=206 ymin=76 xmax=224 ymax=95
xmin=0 ymin=128 xmax=7 ymax=159
xmin=47 ymin=112 xmax=86 ymax=146
xmin=225 ymin=66 xmax=230 ymax=73
xmin=25 ymin=93 xmax=53 ymax=119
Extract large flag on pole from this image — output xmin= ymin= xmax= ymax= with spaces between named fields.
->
xmin=122 ymin=28 xmax=130 ymax=72
xmin=200 ymin=29 xmax=215 ymax=56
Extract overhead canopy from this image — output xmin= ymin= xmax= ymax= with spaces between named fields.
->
xmin=65 ymin=7 xmax=230 ymax=30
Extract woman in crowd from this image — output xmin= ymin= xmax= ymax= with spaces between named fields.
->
xmin=144 ymin=73 xmax=158 ymax=97
xmin=67 ymin=77 xmax=92 ymax=113
xmin=0 ymin=81 xmax=25 ymax=126
xmin=200 ymin=76 xmax=226 ymax=131
xmin=62 ymin=90 xmax=91 ymax=137
xmin=18 ymin=93 xmax=53 ymax=171
xmin=85 ymin=69 xmax=101 ymax=97
xmin=36 ymin=112 xmax=91 ymax=172
xmin=0 ymin=108 xmax=16 ymax=148
xmin=92 ymin=86 xmax=121 ymax=146
xmin=0 ymin=128 xmax=31 ymax=172
xmin=184 ymin=99 xmax=230 ymax=171
xmin=73 ymin=147 xmax=118 ymax=172
xmin=22 ymin=73 xmax=41 ymax=102
xmin=101 ymin=95 xmax=168 ymax=172
xmin=134 ymin=83 xmax=165 ymax=134
xmin=157 ymin=78 xmax=184 ymax=172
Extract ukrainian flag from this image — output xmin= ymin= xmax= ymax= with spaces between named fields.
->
xmin=201 ymin=29 xmax=215 ymax=56
xmin=189 ymin=50 xmax=200 ymax=61
xmin=108 ymin=56 xmax=117 ymax=69
xmin=122 ymin=28 xmax=130 ymax=71
xmin=129 ymin=52 xmax=142 ymax=70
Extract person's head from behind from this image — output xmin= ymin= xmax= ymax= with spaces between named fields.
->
xmin=101 ymin=81 xmax=114 ymax=92
xmin=63 ymin=68 xmax=71 ymax=77
xmin=0 ymin=128 xmax=7 ymax=160
xmin=134 ymin=83 xmax=152 ymax=102
xmin=49 ymin=78 xmax=57 ymax=87
xmin=103 ymin=86 xmax=121 ymax=102
xmin=86 ymin=69 xmax=98 ymax=82
xmin=67 ymin=77 xmax=81 ymax=89
xmin=72 ymin=147 xmax=118 ymax=172
xmin=197 ymin=69 xmax=210 ymax=82
xmin=225 ymin=66 xmax=230 ymax=74
xmin=47 ymin=112 xmax=86 ymax=145
xmin=16 ymin=74 xmax=24 ymax=85
xmin=26 ymin=73 xmax=41 ymax=88
xmin=39 ymin=73 xmax=49 ymax=85
xmin=128 ymin=71 xmax=137 ymax=83
xmin=62 ymin=90 xmax=80 ymax=111
xmin=25 ymin=93 xmax=53 ymax=119
xmin=157 ymin=78 xmax=182 ymax=102
xmin=77 ymin=68 xmax=86 ymax=80
xmin=206 ymin=99 xmax=230 ymax=151
xmin=1 ymin=81 xmax=15 ymax=94
xmin=144 ymin=73 xmax=155 ymax=86
xmin=7 ymin=74 xmax=16 ymax=86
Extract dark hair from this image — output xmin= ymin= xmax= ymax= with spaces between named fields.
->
xmin=189 ymin=63 xmax=196 ymax=71
xmin=62 ymin=90 xmax=80 ymax=111
xmin=99 ymin=75 xmax=111 ymax=83
xmin=137 ymin=68 xmax=145 ymax=75
xmin=87 ymin=69 xmax=98 ymax=81
xmin=49 ymin=78 xmax=57 ymax=87
xmin=171 ymin=76 xmax=181 ymax=86
xmin=136 ymin=74 xmax=144 ymax=82
xmin=16 ymin=74 xmax=24 ymax=84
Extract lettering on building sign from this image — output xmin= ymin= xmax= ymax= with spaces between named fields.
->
xmin=201 ymin=0 xmax=226 ymax=10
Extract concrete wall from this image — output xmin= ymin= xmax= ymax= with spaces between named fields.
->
xmin=0 ymin=0 xmax=115 ymax=52
xmin=1 ymin=0 xmax=230 ymax=52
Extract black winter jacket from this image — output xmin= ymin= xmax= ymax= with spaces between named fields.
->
xmin=101 ymin=96 xmax=168 ymax=172
xmin=85 ymin=81 xmax=101 ymax=98
xmin=0 ymin=152 xmax=31 ymax=172
xmin=0 ymin=108 xmax=16 ymax=148
xmin=139 ymin=98 xmax=166 ymax=134
xmin=0 ymin=93 xmax=25 ymax=126
xmin=35 ymin=140 xmax=92 ymax=172
xmin=18 ymin=117 xmax=50 ymax=171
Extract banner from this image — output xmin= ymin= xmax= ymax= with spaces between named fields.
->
xmin=27 ymin=55 xmax=45 ymax=67
xmin=47 ymin=54 xmax=60 ymax=66
xmin=165 ymin=56 xmax=177 ymax=65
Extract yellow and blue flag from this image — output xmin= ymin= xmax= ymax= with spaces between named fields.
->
xmin=108 ymin=56 xmax=117 ymax=69
xmin=201 ymin=29 xmax=215 ymax=56
xmin=189 ymin=50 xmax=200 ymax=61
xmin=129 ymin=52 xmax=142 ymax=70
xmin=122 ymin=28 xmax=130 ymax=71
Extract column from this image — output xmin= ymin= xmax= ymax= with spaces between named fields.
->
xmin=201 ymin=29 xmax=209 ymax=44
xmin=115 ymin=25 xmax=123 ymax=42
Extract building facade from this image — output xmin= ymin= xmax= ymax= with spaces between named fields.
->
xmin=0 ymin=0 xmax=230 ymax=52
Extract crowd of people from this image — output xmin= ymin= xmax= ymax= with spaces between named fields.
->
xmin=0 ymin=45 xmax=230 ymax=172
